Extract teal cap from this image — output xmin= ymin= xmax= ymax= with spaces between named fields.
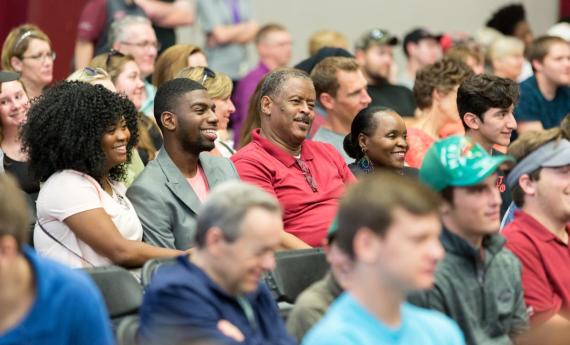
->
xmin=419 ymin=136 xmax=514 ymax=191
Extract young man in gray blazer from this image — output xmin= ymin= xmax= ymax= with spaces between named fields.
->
xmin=127 ymin=78 xmax=239 ymax=250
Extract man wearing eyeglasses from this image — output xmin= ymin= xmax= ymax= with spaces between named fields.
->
xmin=231 ymin=68 xmax=356 ymax=249
xmin=109 ymin=15 xmax=159 ymax=116
xmin=310 ymin=57 xmax=372 ymax=164
xmin=354 ymin=28 xmax=416 ymax=117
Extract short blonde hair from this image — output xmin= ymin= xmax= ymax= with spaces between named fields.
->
xmin=89 ymin=51 xmax=136 ymax=83
xmin=176 ymin=67 xmax=233 ymax=100
xmin=67 ymin=67 xmax=110 ymax=83
xmin=488 ymin=36 xmax=524 ymax=61
xmin=153 ymin=44 xmax=206 ymax=87
xmin=1 ymin=24 xmax=52 ymax=71
xmin=308 ymin=30 xmax=349 ymax=56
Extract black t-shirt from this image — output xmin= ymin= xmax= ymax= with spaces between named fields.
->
xmin=492 ymin=149 xmax=512 ymax=219
xmin=4 ymin=154 xmax=39 ymax=194
xmin=367 ymin=83 xmax=416 ymax=117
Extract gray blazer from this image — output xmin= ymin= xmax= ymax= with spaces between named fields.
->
xmin=126 ymin=148 xmax=239 ymax=250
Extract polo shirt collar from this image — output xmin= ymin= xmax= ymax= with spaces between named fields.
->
xmin=514 ymin=210 xmax=570 ymax=244
xmin=441 ymin=227 xmax=506 ymax=261
xmin=252 ymin=129 xmax=314 ymax=167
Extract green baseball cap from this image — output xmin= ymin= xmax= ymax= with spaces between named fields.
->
xmin=419 ymin=136 xmax=515 ymax=191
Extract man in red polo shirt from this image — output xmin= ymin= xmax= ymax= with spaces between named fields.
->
xmin=503 ymin=130 xmax=570 ymax=330
xmin=231 ymin=68 xmax=355 ymax=249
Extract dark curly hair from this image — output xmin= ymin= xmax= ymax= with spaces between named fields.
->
xmin=413 ymin=57 xmax=473 ymax=110
xmin=21 ymin=81 xmax=139 ymax=183
xmin=457 ymin=74 xmax=519 ymax=130
xmin=486 ymin=3 xmax=526 ymax=36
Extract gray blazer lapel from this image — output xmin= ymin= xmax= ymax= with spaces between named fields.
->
xmin=156 ymin=149 xmax=202 ymax=214
xmin=199 ymin=152 xmax=227 ymax=188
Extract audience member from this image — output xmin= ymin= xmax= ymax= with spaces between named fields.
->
xmin=311 ymin=57 xmax=371 ymax=163
xmin=176 ymin=66 xmax=236 ymax=157
xmin=410 ymin=135 xmax=528 ymax=345
xmin=400 ymin=28 xmax=443 ymax=89
xmin=109 ymin=15 xmax=159 ymax=116
xmin=0 ymin=71 xmax=38 ymax=222
xmin=1 ymin=24 xmax=55 ymax=99
xmin=196 ymin=0 xmax=258 ymax=81
xmin=503 ymin=130 xmax=570 ymax=327
xmin=514 ymin=36 xmax=570 ymax=133
xmin=233 ymin=23 xmax=292 ymax=146
xmin=232 ymin=68 xmax=355 ymax=248
xmin=66 ymin=67 xmax=147 ymax=186
xmin=127 ymin=78 xmax=238 ymax=250
xmin=74 ymin=0 xmax=146 ymax=69
xmin=488 ymin=36 xmax=525 ymax=81
xmin=406 ymin=58 xmax=473 ymax=168
xmin=238 ymin=74 xmax=267 ymax=148
xmin=286 ymin=219 xmax=352 ymax=342
xmin=355 ymin=28 xmax=416 ymax=116
xmin=138 ymin=181 xmax=295 ymax=345
xmin=458 ymin=74 xmax=519 ymax=217
xmin=308 ymin=30 xmax=349 ymax=56
xmin=303 ymin=173 xmax=465 ymax=345
xmin=0 ymin=173 xmax=114 ymax=344
xmin=153 ymin=44 xmax=208 ymax=87
xmin=344 ymin=106 xmax=417 ymax=177
xmin=22 ymin=82 xmax=182 ymax=268
xmin=486 ymin=3 xmax=533 ymax=48
xmin=445 ymin=45 xmax=485 ymax=75
xmin=90 ymin=51 xmax=162 ymax=164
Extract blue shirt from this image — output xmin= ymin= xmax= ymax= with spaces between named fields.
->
xmin=0 ymin=246 xmax=114 ymax=345
xmin=302 ymin=293 xmax=465 ymax=345
xmin=138 ymin=255 xmax=295 ymax=345
xmin=515 ymin=76 xmax=570 ymax=129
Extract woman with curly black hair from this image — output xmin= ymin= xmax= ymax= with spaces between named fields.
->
xmin=22 ymin=81 xmax=182 ymax=268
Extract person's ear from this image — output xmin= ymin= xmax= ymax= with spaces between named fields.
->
xmin=161 ymin=111 xmax=176 ymax=131
xmin=204 ymin=227 xmax=226 ymax=256
xmin=519 ymin=174 xmax=537 ymax=196
xmin=0 ymin=235 xmax=19 ymax=259
xmin=260 ymin=95 xmax=272 ymax=116
xmin=463 ymin=112 xmax=480 ymax=130
xmin=353 ymin=227 xmax=381 ymax=263
xmin=358 ymin=132 xmax=369 ymax=153
xmin=319 ymin=92 xmax=335 ymax=111
xmin=10 ymin=56 xmax=23 ymax=72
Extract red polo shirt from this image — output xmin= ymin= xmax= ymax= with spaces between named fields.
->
xmin=503 ymin=210 xmax=570 ymax=324
xmin=231 ymin=129 xmax=355 ymax=247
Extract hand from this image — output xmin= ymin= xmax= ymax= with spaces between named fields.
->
xmin=217 ymin=320 xmax=245 ymax=342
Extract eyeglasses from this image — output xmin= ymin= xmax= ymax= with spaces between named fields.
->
xmin=106 ymin=49 xmax=126 ymax=69
xmin=81 ymin=67 xmax=107 ymax=78
xmin=201 ymin=67 xmax=216 ymax=85
xmin=295 ymin=158 xmax=318 ymax=192
xmin=21 ymin=51 xmax=56 ymax=63
xmin=120 ymin=40 xmax=161 ymax=51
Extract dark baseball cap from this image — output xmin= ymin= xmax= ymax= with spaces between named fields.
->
xmin=403 ymin=28 xmax=443 ymax=48
xmin=355 ymin=29 xmax=399 ymax=51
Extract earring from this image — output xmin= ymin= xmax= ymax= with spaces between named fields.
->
xmin=357 ymin=147 xmax=374 ymax=174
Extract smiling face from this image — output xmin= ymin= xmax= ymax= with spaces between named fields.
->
xmin=173 ymin=89 xmax=218 ymax=154
xmin=14 ymin=38 xmax=54 ymax=89
xmin=116 ymin=23 xmax=158 ymax=78
xmin=261 ymin=77 xmax=316 ymax=149
xmin=213 ymin=97 xmax=236 ymax=131
xmin=101 ymin=117 xmax=130 ymax=170
xmin=359 ymin=111 xmax=408 ymax=170
xmin=528 ymin=166 xmax=570 ymax=223
xmin=477 ymin=105 xmax=517 ymax=147
xmin=114 ymin=61 xmax=145 ymax=109
xmin=0 ymin=80 xmax=29 ymax=130
xmin=213 ymin=207 xmax=283 ymax=295
xmin=535 ymin=42 xmax=570 ymax=87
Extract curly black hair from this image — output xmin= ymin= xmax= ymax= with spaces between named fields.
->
xmin=486 ymin=3 xmax=526 ymax=36
xmin=21 ymin=81 xmax=139 ymax=184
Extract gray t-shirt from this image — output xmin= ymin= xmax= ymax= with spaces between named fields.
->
xmin=312 ymin=127 xmax=352 ymax=164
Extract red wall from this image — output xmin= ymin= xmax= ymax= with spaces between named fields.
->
xmin=0 ymin=0 xmax=88 ymax=81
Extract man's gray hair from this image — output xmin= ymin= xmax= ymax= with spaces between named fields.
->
xmin=108 ymin=15 xmax=152 ymax=46
xmin=260 ymin=67 xmax=312 ymax=100
xmin=194 ymin=181 xmax=282 ymax=247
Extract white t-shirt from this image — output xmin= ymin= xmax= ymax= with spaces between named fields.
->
xmin=34 ymin=170 xmax=143 ymax=268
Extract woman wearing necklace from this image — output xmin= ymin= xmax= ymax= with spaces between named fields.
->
xmin=343 ymin=106 xmax=418 ymax=178
xmin=22 ymin=81 xmax=183 ymax=269
xmin=0 ymin=71 xmax=39 ymax=220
